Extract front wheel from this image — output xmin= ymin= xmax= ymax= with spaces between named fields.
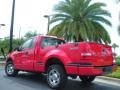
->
xmin=46 ymin=65 xmax=67 ymax=89
xmin=5 ymin=61 xmax=18 ymax=77
xmin=79 ymin=76 xmax=96 ymax=83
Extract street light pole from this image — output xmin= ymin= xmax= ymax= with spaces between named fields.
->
xmin=9 ymin=0 xmax=15 ymax=52
xmin=44 ymin=15 xmax=50 ymax=33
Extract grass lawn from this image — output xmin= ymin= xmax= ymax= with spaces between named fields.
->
xmin=107 ymin=66 xmax=120 ymax=79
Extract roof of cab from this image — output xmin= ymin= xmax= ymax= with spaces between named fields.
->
xmin=36 ymin=35 xmax=64 ymax=40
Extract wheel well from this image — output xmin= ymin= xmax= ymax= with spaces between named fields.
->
xmin=6 ymin=58 xmax=13 ymax=63
xmin=45 ymin=58 xmax=66 ymax=73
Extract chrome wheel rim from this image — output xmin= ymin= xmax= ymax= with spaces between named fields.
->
xmin=6 ymin=63 xmax=14 ymax=75
xmin=48 ymin=69 xmax=60 ymax=86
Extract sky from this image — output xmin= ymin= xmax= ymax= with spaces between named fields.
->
xmin=0 ymin=0 xmax=120 ymax=55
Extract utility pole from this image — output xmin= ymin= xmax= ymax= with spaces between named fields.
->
xmin=9 ymin=0 xmax=15 ymax=52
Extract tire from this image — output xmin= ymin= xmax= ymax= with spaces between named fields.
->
xmin=46 ymin=65 xmax=67 ymax=89
xmin=5 ymin=61 xmax=18 ymax=77
xmin=79 ymin=76 xmax=96 ymax=83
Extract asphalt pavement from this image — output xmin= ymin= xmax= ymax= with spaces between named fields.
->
xmin=0 ymin=69 xmax=120 ymax=90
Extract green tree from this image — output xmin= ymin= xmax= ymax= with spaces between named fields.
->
xmin=0 ymin=31 xmax=37 ymax=56
xmin=48 ymin=0 xmax=111 ymax=44
xmin=0 ymin=38 xmax=24 ymax=55
xmin=24 ymin=31 xmax=37 ymax=39
xmin=0 ymin=39 xmax=9 ymax=54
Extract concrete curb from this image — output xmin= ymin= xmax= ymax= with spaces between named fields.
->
xmin=0 ymin=61 xmax=5 ymax=63
xmin=0 ymin=61 xmax=5 ymax=64
xmin=97 ymin=76 xmax=120 ymax=83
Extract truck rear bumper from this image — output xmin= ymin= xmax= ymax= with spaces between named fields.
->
xmin=65 ymin=64 xmax=117 ymax=76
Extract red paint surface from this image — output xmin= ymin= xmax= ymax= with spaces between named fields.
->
xmin=7 ymin=35 xmax=115 ymax=76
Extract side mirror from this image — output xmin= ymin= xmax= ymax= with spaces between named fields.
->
xmin=14 ymin=46 xmax=20 ymax=51
xmin=41 ymin=45 xmax=44 ymax=49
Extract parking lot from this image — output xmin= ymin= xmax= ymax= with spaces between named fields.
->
xmin=0 ymin=69 xmax=120 ymax=90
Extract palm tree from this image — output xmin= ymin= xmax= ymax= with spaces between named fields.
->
xmin=48 ymin=0 xmax=112 ymax=44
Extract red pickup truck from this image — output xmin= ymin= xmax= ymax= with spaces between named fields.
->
xmin=5 ymin=35 xmax=116 ymax=89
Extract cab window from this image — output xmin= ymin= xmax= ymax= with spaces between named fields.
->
xmin=40 ymin=37 xmax=65 ymax=47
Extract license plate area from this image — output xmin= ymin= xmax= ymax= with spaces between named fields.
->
xmin=102 ymin=66 xmax=112 ymax=74
xmin=96 ymin=66 xmax=112 ymax=75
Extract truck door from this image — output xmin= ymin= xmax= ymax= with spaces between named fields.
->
xmin=15 ymin=38 xmax=36 ymax=71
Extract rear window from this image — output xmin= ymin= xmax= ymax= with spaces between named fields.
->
xmin=40 ymin=37 xmax=65 ymax=47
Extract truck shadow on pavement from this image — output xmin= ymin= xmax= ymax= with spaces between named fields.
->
xmin=3 ymin=72 xmax=120 ymax=90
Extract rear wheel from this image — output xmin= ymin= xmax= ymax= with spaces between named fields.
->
xmin=47 ymin=65 xmax=67 ymax=89
xmin=5 ymin=61 xmax=18 ymax=77
xmin=79 ymin=76 xmax=96 ymax=83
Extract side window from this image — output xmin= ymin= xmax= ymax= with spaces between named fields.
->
xmin=29 ymin=38 xmax=36 ymax=48
xmin=21 ymin=38 xmax=35 ymax=50
xmin=40 ymin=37 xmax=65 ymax=47
xmin=48 ymin=38 xmax=65 ymax=46
xmin=48 ymin=38 xmax=57 ymax=46
xmin=41 ymin=37 xmax=49 ymax=47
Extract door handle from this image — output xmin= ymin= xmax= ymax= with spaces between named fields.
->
xmin=24 ymin=51 xmax=28 ymax=55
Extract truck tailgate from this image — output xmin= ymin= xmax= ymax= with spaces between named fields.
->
xmin=59 ymin=42 xmax=113 ymax=67
xmin=79 ymin=42 xmax=113 ymax=66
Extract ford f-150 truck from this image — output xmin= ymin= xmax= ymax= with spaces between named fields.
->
xmin=5 ymin=35 xmax=116 ymax=89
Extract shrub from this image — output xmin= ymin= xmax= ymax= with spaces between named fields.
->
xmin=115 ymin=57 xmax=120 ymax=66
